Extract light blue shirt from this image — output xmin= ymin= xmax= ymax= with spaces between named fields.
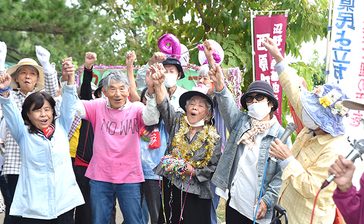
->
xmin=140 ymin=122 xmax=168 ymax=180
xmin=0 ymin=85 xmax=84 ymax=219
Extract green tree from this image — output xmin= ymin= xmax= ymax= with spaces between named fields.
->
xmin=0 ymin=0 xmax=122 ymax=66
xmin=0 ymin=0 xmax=327 ymax=116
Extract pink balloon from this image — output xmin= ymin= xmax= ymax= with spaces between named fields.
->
xmin=158 ymin=34 xmax=181 ymax=59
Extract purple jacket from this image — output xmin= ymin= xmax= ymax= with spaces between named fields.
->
xmin=333 ymin=173 xmax=364 ymax=224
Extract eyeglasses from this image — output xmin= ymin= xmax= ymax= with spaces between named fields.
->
xmin=245 ymin=94 xmax=266 ymax=103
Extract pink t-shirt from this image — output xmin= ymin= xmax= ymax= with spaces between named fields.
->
xmin=83 ymin=98 xmax=145 ymax=183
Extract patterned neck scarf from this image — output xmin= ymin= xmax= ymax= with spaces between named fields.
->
xmin=237 ymin=118 xmax=272 ymax=148
xmin=36 ymin=123 xmax=55 ymax=140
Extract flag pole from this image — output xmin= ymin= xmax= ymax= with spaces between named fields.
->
xmin=325 ymin=0 xmax=334 ymax=83
xmin=250 ymin=10 xmax=256 ymax=81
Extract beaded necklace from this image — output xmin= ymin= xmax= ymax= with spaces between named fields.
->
xmin=170 ymin=116 xmax=219 ymax=169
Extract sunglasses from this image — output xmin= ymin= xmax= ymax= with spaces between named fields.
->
xmin=245 ymin=94 xmax=266 ymax=103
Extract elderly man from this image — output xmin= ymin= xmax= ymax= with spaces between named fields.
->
xmin=76 ymin=70 xmax=159 ymax=224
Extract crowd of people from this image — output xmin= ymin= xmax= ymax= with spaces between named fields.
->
xmin=0 ymin=37 xmax=362 ymax=224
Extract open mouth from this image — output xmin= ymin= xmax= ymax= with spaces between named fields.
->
xmin=190 ymin=111 xmax=198 ymax=117
xmin=40 ymin=119 xmax=49 ymax=125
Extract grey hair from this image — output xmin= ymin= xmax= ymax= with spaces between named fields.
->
xmin=198 ymin=64 xmax=210 ymax=77
xmin=186 ymin=96 xmax=212 ymax=114
xmin=102 ymin=70 xmax=129 ymax=91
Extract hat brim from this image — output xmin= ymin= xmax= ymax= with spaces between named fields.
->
xmin=179 ymin=91 xmax=214 ymax=113
xmin=162 ymin=61 xmax=185 ymax=79
xmin=301 ymin=90 xmax=344 ymax=137
xmin=342 ymin=99 xmax=364 ymax=110
xmin=7 ymin=64 xmax=45 ymax=91
xmin=240 ymin=90 xmax=278 ymax=111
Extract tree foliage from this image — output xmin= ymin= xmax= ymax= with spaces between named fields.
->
xmin=0 ymin=0 xmax=327 ymax=110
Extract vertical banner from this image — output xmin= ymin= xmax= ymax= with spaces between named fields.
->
xmin=328 ymin=0 xmax=364 ymax=139
xmin=328 ymin=0 xmax=364 ymax=187
xmin=253 ymin=14 xmax=288 ymax=123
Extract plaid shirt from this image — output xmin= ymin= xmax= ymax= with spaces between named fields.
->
xmin=1 ymin=69 xmax=58 ymax=175
xmin=68 ymin=116 xmax=81 ymax=140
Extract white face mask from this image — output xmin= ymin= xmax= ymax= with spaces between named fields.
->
xmin=164 ymin=75 xmax=177 ymax=88
xmin=247 ymin=101 xmax=271 ymax=120
xmin=185 ymin=116 xmax=205 ymax=127
xmin=192 ymin=84 xmax=209 ymax=95
xmin=302 ymin=109 xmax=319 ymax=130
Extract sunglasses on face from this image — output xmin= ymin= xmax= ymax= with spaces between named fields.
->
xmin=245 ymin=94 xmax=266 ymax=103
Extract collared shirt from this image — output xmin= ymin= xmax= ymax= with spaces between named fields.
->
xmin=277 ymin=62 xmax=348 ymax=224
xmin=230 ymin=118 xmax=279 ymax=224
xmin=211 ymin=86 xmax=287 ymax=220
xmin=0 ymin=85 xmax=84 ymax=219
xmin=1 ymin=69 xmax=58 ymax=175
xmin=169 ymin=86 xmax=187 ymax=112
xmin=1 ymin=90 xmax=28 ymax=175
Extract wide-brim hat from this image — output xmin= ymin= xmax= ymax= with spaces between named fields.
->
xmin=7 ymin=58 xmax=44 ymax=91
xmin=240 ymin=80 xmax=278 ymax=111
xmin=179 ymin=90 xmax=214 ymax=114
xmin=342 ymin=99 xmax=364 ymax=110
xmin=162 ymin=57 xmax=185 ymax=79
xmin=301 ymin=84 xmax=348 ymax=137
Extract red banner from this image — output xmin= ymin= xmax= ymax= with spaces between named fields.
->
xmin=253 ymin=14 xmax=288 ymax=123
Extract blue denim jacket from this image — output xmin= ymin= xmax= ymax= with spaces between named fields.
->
xmin=211 ymin=87 xmax=290 ymax=219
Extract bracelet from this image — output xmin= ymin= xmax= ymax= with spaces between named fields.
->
xmin=0 ymin=86 xmax=11 ymax=94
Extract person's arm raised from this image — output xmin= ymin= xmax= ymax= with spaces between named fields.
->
xmin=126 ymin=50 xmax=140 ymax=102
xmin=0 ymin=72 xmax=11 ymax=98
xmin=263 ymin=37 xmax=284 ymax=63
xmin=150 ymin=63 xmax=167 ymax=105
xmin=81 ymin=52 xmax=97 ymax=100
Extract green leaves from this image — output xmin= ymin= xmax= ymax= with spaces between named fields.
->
xmin=0 ymin=0 xmax=328 ymax=89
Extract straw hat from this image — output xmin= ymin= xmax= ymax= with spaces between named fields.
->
xmin=6 ymin=58 xmax=44 ymax=91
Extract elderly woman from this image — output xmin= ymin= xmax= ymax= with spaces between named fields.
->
xmin=0 ymin=42 xmax=59 ymax=224
xmin=208 ymin=66 xmax=288 ymax=223
xmin=264 ymin=38 xmax=349 ymax=224
xmin=147 ymin=63 xmax=221 ymax=224
xmin=0 ymin=58 xmax=84 ymax=223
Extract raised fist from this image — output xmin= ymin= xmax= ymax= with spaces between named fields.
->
xmin=0 ymin=73 xmax=12 ymax=90
xmin=126 ymin=50 xmax=137 ymax=67
xmin=84 ymin=52 xmax=97 ymax=69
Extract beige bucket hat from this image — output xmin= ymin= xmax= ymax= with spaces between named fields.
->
xmin=6 ymin=58 xmax=44 ymax=91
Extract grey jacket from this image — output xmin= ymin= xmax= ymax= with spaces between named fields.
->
xmin=154 ymin=98 xmax=222 ymax=199
xmin=211 ymin=87 xmax=289 ymax=218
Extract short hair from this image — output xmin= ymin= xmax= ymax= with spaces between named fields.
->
xmin=21 ymin=91 xmax=56 ymax=133
xmin=185 ymin=96 xmax=212 ymax=115
xmin=102 ymin=70 xmax=129 ymax=91
xmin=198 ymin=64 xmax=210 ymax=77
xmin=14 ymin=65 xmax=39 ymax=77
xmin=14 ymin=65 xmax=39 ymax=87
